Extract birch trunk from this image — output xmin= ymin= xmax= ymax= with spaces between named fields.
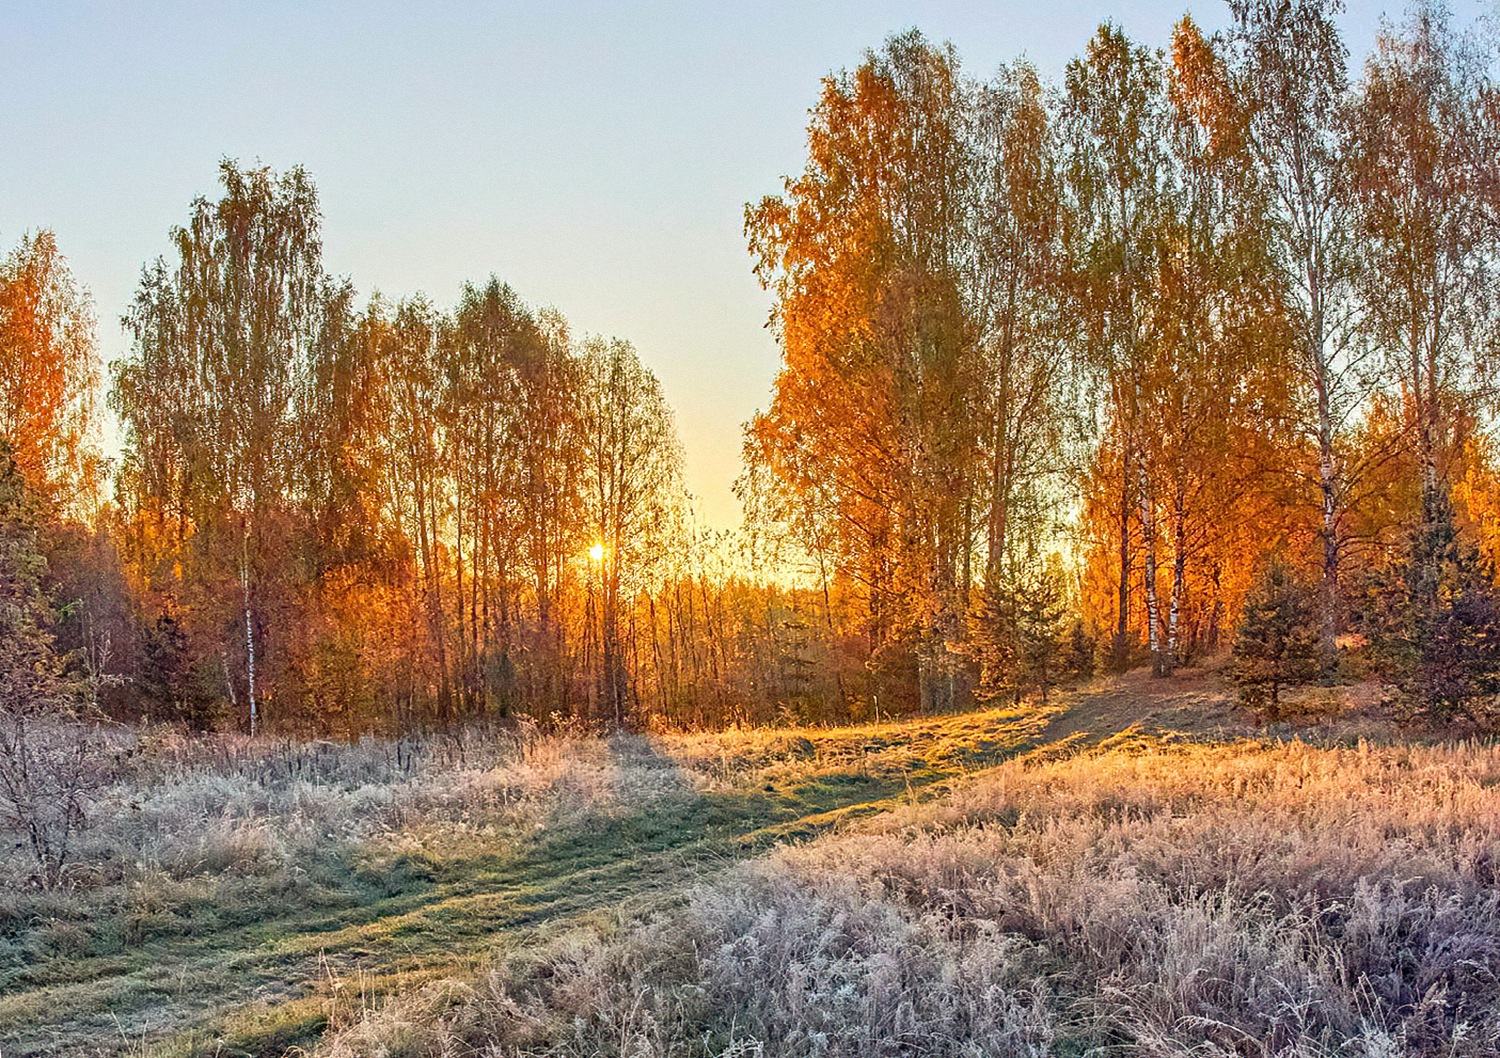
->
xmin=1136 ymin=466 xmax=1164 ymax=677
xmin=1113 ymin=451 xmax=1132 ymax=671
xmin=1310 ymin=290 xmax=1341 ymax=678
xmin=241 ymin=523 xmax=257 ymax=736
xmin=1166 ymin=480 xmax=1186 ymax=675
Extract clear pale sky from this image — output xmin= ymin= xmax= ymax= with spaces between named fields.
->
xmin=2 ymin=1 xmax=1492 ymax=527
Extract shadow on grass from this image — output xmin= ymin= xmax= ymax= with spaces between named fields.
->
xmin=0 ymin=708 xmax=1055 ymax=1057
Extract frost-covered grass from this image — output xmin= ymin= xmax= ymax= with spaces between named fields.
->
xmin=1 ymin=704 xmax=1041 ymax=1056
xmin=1 ymin=722 xmax=623 ymax=950
xmin=0 ymin=719 xmax=692 ymax=1056
xmin=320 ymin=737 xmax=1500 ymax=1058
xmin=11 ymin=678 xmax=1499 ymax=1058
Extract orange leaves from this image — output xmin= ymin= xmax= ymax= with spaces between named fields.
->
xmin=1169 ymin=16 xmax=1246 ymax=164
xmin=743 ymin=31 xmax=1080 ymax=710
xmin=0 ymin=231 xmax=102 ymax=521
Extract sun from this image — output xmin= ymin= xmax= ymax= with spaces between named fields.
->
xmin=588 ymin=543 xmax=605 ymax=562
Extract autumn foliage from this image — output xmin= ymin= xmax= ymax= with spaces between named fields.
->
xmin=744 ymin=2 xmax=1500 ymax=718
xmin=2 ymin=1 xmax=1500 ymax=737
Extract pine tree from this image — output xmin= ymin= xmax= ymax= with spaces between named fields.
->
xmin=1366 ymin=497 xmax=1500 ymax=729
xmin=970 ymin=571 xmax=1076 ymax=707
xmin=139 ymin=613 xmax=218 ymax=731
xmin=1231 ymin=558 xmax=1321 ymax=720
xmin=1064 ymin=621 xmax=1097 ymax=681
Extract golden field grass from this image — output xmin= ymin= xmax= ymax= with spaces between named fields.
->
xmin=6 ymin=671 xmax=1500 ymax=1056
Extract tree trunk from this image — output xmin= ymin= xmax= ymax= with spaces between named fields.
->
xmin=987 ymin=376 xmax=1011 ymax=585
xmin=603 ymin=562 xmax=625 ymax=728
xmin=1137 ymin=466 xmax=1164 ymax=677
xmin=1311 ymin=327 xmax=1340 ymax=678
xmin=455 ymin=487 xmax=469 ymax=715
xmin=1113 ymin=451 xmax=1132 ymax=671
xmin=1166 ymin=480 xmax=1186 ymax=675
xmin=241 ymin=523 xmax=258 ymax=736
xmin=1418 ymin=335 xmax=1442 ymax=520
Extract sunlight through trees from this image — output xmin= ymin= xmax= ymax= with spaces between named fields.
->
xmin=1 ymin=1 xmax=1498 ymax=736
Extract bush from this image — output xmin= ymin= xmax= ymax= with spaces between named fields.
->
xmin=0 ymin=440 xmax=105 ymax=888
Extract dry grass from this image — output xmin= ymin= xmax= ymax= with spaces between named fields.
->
xmin=0 ymin=702 xmax=1047 ymax=1055
xmin=319 ymin=736 xmax=1500 ymax=1057
xmin=0 ymin=723 xmax=606 ymax=926
xmin=0 ymin=719 xmax=688 ymax=1055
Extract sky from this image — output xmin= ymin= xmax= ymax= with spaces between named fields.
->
xmin=2 ymin=0 xmax=1495 ymax=528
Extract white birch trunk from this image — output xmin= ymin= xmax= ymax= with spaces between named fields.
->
xmin=241 ymin=525 xmax=257 ymax=737
xmin=1137 ymin=466 xmax=1164 ymax=676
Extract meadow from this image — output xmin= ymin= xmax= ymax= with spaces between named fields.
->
xmin=5 ymin=672 xmax=1500 ymax=1057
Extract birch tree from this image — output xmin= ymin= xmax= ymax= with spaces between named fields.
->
xmin=1348 ymin=3 xmax=1500 ymax=522
xmin=578 ymin=337 xmax=684 ymax=726
xmin=970 ymin=63 xmax=1076 ymax=584
xmin=746 ymin=33 xmax=998 ymax=712
xmin=1225 ymin=0 xmax=1368 ymax=673
xmin=446 ymin=280 xmax=583 ymax=713
xmin=1143 ymin=17 xmax=1291 ymax=673
xmin=1063 ymin=24 xmax=1172 ymax=674
xmin=115 ymin=160 xmax=324 ymax=734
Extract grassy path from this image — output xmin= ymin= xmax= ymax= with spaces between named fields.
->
xmin=0 ymin=699 xmax=1098 ymax=1057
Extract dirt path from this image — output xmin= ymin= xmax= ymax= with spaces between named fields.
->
xmin=1032 ymin=667 xmax=1249 ymax=748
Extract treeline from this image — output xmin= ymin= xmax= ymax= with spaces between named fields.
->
xmin=4 ymin=167 xmax=858 ymax=735
xmin=107 ymin=162 xmax=692 ymax=734
xmin=743 ymin=0 xmax=1500 ymax=725
xmin=4 ymin=0 xmax=1500 ymax=738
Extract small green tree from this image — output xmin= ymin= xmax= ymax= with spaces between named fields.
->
xmin=139 ymin=613 xmax=219 ymax=731
xmin=0 ymin=439 xmax=102 ymax=886
xmin=1365 ymin=497 xmax=1500 ymax=729
xmin=970 ymin=570 xmax=1076 ymax=706
xmin=1063 ymin=621 xmax=1097 ymax=681
xmin=1231 ymin=558 xmax=1321 ymax=720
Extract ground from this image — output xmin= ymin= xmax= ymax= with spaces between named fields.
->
xmin=0 ymin=670 xmax=1402 ymax=1057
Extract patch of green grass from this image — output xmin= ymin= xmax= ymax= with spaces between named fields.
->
xmin=188 ymin=1009 xmax=329 ymax=1058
